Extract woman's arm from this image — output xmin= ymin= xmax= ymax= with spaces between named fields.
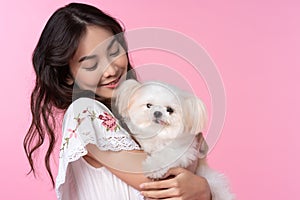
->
xmin=85 ymin=144 xmax=152 ymax=190
xmin=86 ymin=144 xmax=212 ymax=200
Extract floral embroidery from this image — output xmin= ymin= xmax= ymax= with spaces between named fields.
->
xmin=99 ymin=112 xmax=120 ymax=132
xmin=68 ymin=129 xmax=77 ymax=139
xmin=60 ymin=108 xmax=119 ymax=153
xmin=83 ymin=109 xmax=97 ymax=121
xmin=60 ymin=113 xmax=83 ymax=152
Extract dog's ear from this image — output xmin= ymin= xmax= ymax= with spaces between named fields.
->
xmin=182 ymin=95 xmax=207 ymax=134
xmin=197 ymin=133 xmax=209 ymax=159
xmin=113 ymin=79 xmax=141 ymax=118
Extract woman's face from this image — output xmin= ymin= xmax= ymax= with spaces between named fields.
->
xmin=69 ymin=25 xmax=128 ymax=98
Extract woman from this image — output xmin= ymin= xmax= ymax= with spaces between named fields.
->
xmin=24 ymin=3 xmax=213 ymax=199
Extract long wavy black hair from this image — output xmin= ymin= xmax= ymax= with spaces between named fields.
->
xmin=23 ymin=2 xmax=136 ymax=187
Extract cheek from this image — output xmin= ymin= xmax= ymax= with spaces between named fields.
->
xmin=129 ymin=105 xmax=151 ymax=125
xmin=115 ymin=54 xmax=128 ymax=71
xmin=75 ymin=69 xmax=101 ymax=88
xmin=169 ymin=112 xmax=183 ymax=125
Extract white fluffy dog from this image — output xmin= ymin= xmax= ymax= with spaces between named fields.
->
xmin=113 ymin=79 xmax=234 ymax=200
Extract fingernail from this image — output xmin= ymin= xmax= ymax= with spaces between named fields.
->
xmin=140 ymin=191 xmax=147 ymax=197
xmin=139 ymin=183 xmax=144 ymax=188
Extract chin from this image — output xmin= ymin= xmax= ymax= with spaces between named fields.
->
xmin=95 ymin=88 xmax=113 ymax=99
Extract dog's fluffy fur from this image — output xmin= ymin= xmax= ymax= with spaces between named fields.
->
xmin=113 ymin=79 xmax=234 ymax=200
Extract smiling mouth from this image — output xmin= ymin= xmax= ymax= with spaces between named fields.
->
xmin=98 ymin=76 xmax=121 ymax=88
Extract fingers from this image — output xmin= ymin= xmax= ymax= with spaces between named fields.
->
xmin=140 ymin=168 xmax=188 ymax=199
xmin=140 ymin=178 xmax=178 ymax=190
xmin=146 ymin=198 xmax=180 ymax=200
xmin=140 ymin=168 xmax=186 ymax=190
xmin=163 ymin=167 xmax=186 ymax=178
xmin=141 ymin=187 xmax=182 ymax=199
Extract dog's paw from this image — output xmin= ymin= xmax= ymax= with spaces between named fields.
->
xmin=146 ymin=168 xmax=168 ymax=179
xmin=143 ymin=161 xmax=169 ymax=179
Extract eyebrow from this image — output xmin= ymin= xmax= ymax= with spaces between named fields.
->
xmin=78 ymin=38 xmax=117 ymax=63
xmin=107 ymin=38 xmax=117 ymax=50
xmin=78 ymin=55 xmax=98 ymax=62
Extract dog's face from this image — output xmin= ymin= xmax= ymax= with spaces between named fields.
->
xmin=127 ymin=83 xmax=184 ymax=141
xmin=114 ymin=79 xmax=207 ymax=145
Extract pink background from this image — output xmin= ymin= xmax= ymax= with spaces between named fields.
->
xmin=0 ymin=0 xmax=299 ymax=199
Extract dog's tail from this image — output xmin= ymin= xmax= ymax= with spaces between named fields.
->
xmin=196 ymin=160 xmax=235 ymax=200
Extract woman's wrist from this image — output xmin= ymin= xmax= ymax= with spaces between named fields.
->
xmin=201 ymin=176 xmax=213 ymax=200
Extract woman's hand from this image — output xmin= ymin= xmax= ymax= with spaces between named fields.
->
xmin=140 ymin=167 xmax=212 ymax=200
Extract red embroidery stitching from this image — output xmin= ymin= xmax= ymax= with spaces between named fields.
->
xmin=60 ymin=108 xmax=119 ymax=152
xmin=99 ymin=112 xmax=120 ymax=132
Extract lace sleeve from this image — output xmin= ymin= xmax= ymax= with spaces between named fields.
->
xmin=56 ymin=97 xmax=140 ymax=199
xmin=60 ymin=98 xmax=140 ymax=157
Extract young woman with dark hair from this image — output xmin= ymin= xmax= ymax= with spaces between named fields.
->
xmin=24 ymin=3 xmax=214 ymax=200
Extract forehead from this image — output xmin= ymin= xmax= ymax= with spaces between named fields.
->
xmin=134 ymin=84 xmax=180 ymax=103
xmin=73 ymin=25 xmax=114 ymax=60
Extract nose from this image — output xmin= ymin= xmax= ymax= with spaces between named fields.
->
xmin=102 ymin=64 xmax=117 ymax=78
xmin=153 ymin=111 xmax=162 ymax=118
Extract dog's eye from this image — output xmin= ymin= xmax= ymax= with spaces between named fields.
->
xmin=146 ymin=103 xmax=152 ymax=108
xmin=166 ymin=107 xmax=174 ymax=114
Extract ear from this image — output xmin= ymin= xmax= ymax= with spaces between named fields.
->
xmin=66 ymin=75 xmax=74 ymax=85
xmin=197 ymin=133 xmax=209 ymax=159
xmin=113 ymin=79 xmax=141 ymax=117
xmin=183 ymin=95 xmax=207 ymax=134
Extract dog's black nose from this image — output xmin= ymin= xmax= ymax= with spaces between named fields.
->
xmin=153 ymin=111 xmax=162 ymax=118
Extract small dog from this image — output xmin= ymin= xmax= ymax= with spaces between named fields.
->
xmin=113 ymin=79 xmax=207 ymax=177
xmin=113 ymin=79 xmax=234 ymax=199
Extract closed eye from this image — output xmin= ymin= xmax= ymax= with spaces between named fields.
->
xmin=83 ymin=62 xmax=98 ymax=71
xmin=109 ymin=47 xmax=120 ymax=57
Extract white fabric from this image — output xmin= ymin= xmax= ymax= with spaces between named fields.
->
xmin=56 ymin=97 xmax=143 ymax=200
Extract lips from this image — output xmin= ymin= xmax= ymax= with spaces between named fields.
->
xmin=98 ymin=77 xmax=121 ymax=88
xmin=154 ymin=119 xmax=168 ymax=126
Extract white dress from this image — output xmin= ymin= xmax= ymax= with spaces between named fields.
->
xmin=56 ymin=97 xmax=144 ymax=200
